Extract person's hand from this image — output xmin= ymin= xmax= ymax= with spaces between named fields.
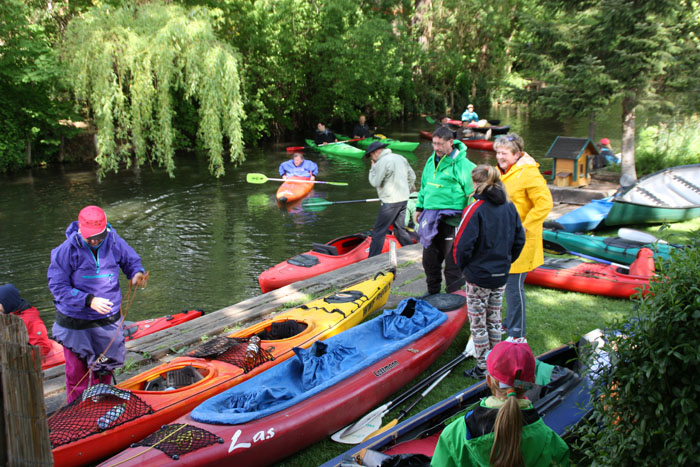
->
xmin=413 ymin=212 xmax=420 ymax=225
xmin=131 ymin=272 xmax=147 ymax=288
xmin=90 ymin=297 xmax=114 ymax=314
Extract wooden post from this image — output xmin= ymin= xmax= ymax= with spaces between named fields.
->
xmin=0 ymin=314 xmax=53 ymax=466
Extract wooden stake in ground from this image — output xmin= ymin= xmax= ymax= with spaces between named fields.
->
xmin=0 ymin=313 xmax=53 ymax=466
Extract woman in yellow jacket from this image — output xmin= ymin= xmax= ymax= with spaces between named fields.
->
xmin=494 ymin=134 xmax=553 ymax=340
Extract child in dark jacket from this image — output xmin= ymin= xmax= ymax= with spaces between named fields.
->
xmin=454 ymin=165 xmax=525 ymax=378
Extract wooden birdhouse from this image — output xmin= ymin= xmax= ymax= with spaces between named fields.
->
xmin=545 ymin=137 xmax=599 ymax=187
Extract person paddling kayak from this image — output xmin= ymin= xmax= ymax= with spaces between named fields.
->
xmin=279 ymin=152 xmax=318 ymax=180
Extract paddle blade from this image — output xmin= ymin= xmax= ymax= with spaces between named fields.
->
xmin=618 ymin=228 xmax=666 ymax=244
xmin=286 ymin=146 xmax=305 ymax=152
xmin=362 ymin=419 xmax=399 ymax=442
xmin=425 ymin=116 xmax=436 ymax=125
xmin=246 ymin=173 xmax=268 ymax=184
xmin=331 ymin=403 xmax=389 ymax=444
xmin=301 ymin=198 xmax=331 ymax=212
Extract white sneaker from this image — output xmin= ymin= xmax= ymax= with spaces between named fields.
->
xmin=505 ymin=336 xmax=528 ymax=344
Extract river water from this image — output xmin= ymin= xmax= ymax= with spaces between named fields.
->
xmin=0 ymin=107 xmax=622 ymax=326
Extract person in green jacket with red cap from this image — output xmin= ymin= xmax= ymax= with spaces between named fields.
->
xmin=431 ymin=341 xmax=570 ymax=466
xmin=413 ymin=125 xmax=476 ymax=296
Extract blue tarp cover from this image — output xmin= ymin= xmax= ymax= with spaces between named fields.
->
xmin=191 ymin=298 xmax=448 ymax=425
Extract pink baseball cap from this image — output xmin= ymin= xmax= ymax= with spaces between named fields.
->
xmin=600 ymin=138 xmax=610 ymax=145
xmin=486 ymin=341 xmax=536 ymax=388
xmin=78 ymin=206 xmax=107 ymax=240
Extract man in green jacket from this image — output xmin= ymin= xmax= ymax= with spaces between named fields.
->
xmin=414 ymin=125 xmax=476 ymax=295
xmin=366 ymin=141 xmax=416 ymax=257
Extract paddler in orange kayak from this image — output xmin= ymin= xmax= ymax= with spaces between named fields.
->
xmin=279 ymin=152 xmax=318 ymax=180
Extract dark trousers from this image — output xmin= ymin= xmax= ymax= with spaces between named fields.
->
xmin=503 ymin=272 xmax=528 ymax=338
xmin=369 ymin=201 xmax=412 ymax=257
xmin=422 ymin=221 xmax=465 ymax=294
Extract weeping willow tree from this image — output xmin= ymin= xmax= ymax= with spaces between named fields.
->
xmin=61 ymin=2 xmax=244 ymax=177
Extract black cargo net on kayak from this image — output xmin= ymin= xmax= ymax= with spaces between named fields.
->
xmin=132 ymin=423 xmax=223 ymax=460
xmin=187 ymin=336 xmax=274 ymax=372
xmin=48 ymin=384 xmax=153 ymax=448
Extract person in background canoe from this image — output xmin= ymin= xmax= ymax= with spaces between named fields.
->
xmin=314 ymin=122 xmax=338 ymax=145
xmin=461 ymin=126 xmax=492 ymax=141
xmin=352 ymin=114 xmax=373 ymax=139
xmin=413 ymin=125 xmax=476 ymax=295
xmin=366 ymin=141 xmax=416 ymax=257
xmin=279 ymin=152 xmax=318 ymax=181
xmin=454 ymin=165 xmax=525 ymax=379
xmin=431 ymin=341 xmax=570 ymax=467
xmin=599 ymin=137 xmax=620 ymax=165
xmin=461 ymin=103 xmax=479 ymax=123
xmin=494 ymin=134 xmax=553 ymax=342
xmin=48 ymin=205 xmax=146 ymax=404
xmin=0 ymin=283 xmax=52 ymax=358
xmin=438 ymin=117 xmax=459 ymax=139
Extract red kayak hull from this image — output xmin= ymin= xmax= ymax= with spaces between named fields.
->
xmin=100 ymin=295 xmax=468 ymax=466
xmin=258 ymin=233 xmax=402 ymax=293
xmin=418 ymin=130 xmax=493 ymax=150
xmin=525 ymin=258 xmax=652 ymax=299
xmin=41 ymin=310 xmax=204 ymax=370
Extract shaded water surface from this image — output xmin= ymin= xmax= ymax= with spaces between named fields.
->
xmin=0 ymin=109 xmax=621 ymax=325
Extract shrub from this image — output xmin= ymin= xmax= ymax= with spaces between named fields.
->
xmin=635 ymin=116 xmax=700 ymax=177
xmin=572 ymin=237 xmax=700 ymax=465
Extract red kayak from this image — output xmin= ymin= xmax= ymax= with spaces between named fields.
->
xmin=418 ymin=130 xmax=494 ymax=151
xmin=100 ymin=295 xmax=468 ymax=467
xmin=258 ymin=232 xmax=404 ymax=293
xmin=525 ymin=257 xmax=653 ymax=299
xmin=275 ymin=176 xmax=314 ymax=204
xmin=41 ymin=309 xmax=204 ymax=370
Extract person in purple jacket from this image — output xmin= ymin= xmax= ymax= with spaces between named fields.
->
xmin=48 ymin=205 xmax=145 ymax=403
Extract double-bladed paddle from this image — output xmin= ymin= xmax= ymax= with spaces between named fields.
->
xmin=301 ymin=197 xmax=380 ymax=212
xmin=286 ymin=138 xmax=364 ymax=152
xmin=618 ymin=228 xmax=684 ymax=247
xmin=246 ymin=173 xmax=348 ymax=186
xmin=331 ymin=350 xmax=472 ymax=444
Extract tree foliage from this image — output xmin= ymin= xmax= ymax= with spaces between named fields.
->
xmin=61 ymin=2 xmax=245 ymax=177
xmin=572 ymin=238 xmax=700 ymax=465
xmin=0 ymin=0 xmax=76 ymax=172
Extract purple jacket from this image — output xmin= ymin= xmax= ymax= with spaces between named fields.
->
xmin=47 ymin=221 xmax=144 ymax=321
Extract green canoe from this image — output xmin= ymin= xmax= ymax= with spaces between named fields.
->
xmin=304 ymin=139 xmax=365 ymax=158
xmin=338 ymin=134 xmax=420 ymax=153
xmin=604 ymin=164 xmax=700 ymax=226
xmin=542 ymin=229 xmax=675 ymax=265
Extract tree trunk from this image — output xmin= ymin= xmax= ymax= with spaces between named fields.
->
xmin=620 ymin=94 xmax=638 ymax=186
xmin=588 ymin=111 xmax=596 ymax=141
xmin=25 ymin=140 xmax=31 ymax=167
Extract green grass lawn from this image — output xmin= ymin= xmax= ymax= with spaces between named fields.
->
xmin=274 ymin=218 xmax=700 ymax=466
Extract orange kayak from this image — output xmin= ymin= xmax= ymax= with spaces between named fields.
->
xmin=48 ymin=271 xmax=394 ymax=466
xmin=276 ymin=176 xmax=314 ymax=203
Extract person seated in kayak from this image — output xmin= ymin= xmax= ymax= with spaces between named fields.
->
xmin=438 ymin=117 xmax=459 ymax=139
xmin=431 ymin=341 xmax=570 ymax=467
xmin=279 ymin=152 xmax=318 ymax=180
xmin=0 ymin=283 xmax=52 ymax=358
xmin=314 ymin=122 xmax=338 ymax=145
xmin=461 ymin=126 xmax=492 ymax=141
xmin=352 ymin=115 xmax=374 ymax=139
xmin=461 ymin=103 xmax=479 ymax=123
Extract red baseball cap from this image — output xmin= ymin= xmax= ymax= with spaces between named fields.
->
xmin=486 ymin=341 xmax=536 ymax=388
xmin=78 ymin=206 xmax=107 ymax=240
xmin=600 ymin=138 xmax=610 ymax=145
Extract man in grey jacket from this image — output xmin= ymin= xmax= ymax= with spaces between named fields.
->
xmin=365 ymin=141 xmax=417 ymax=257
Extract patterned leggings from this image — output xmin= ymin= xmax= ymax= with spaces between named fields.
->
xmin=466 ymin=281 xmax=505 ymax=369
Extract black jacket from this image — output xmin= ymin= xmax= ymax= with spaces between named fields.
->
xmin=453 ymin=187 xmax=525 ymax=289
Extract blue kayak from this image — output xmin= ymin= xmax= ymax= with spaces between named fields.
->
xmin=553 ymin=197 xmax=614 ymax=232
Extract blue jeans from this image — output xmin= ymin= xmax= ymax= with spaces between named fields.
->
xmin=504 ymin=272 xmax=528 ymax=338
